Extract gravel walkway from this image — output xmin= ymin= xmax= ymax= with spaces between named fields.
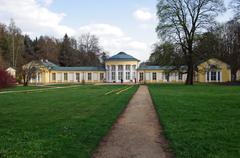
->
xmin=93 ymin=85 xmax=172 ymax=158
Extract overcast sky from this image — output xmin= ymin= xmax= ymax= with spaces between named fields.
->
xmin=0 ymin=0 xmax=234 ymax=61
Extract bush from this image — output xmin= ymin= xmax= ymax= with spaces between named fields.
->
xmin=0 ymin=69 xmax=16 ymax=89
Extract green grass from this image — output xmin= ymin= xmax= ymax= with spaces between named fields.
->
xmin=0 ymin=85 xmax=49 ymax=92
xmin=148 ymin=84 xmax=240 ymax=158
xmin=46 ymin=83 xmax=83 ymax=87
xmin=0 ymin=85 xmax=137 ymax=158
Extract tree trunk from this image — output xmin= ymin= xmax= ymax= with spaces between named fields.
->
xmin=231 ymin=69 xmax=238 ymax=82
xmin=185 ymin=54 xmax=194 ymax=85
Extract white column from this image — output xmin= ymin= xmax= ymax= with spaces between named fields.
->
xmin=205 ymin=71 xmax=208 ymax=82
xmin=36 ymin=72 xmax=39 ymax=83
xmin=62 ymin=72 xmax=64 ymax=83
xmin=109 ymin=65 xmax=112 ymax=82
xmin=67 ymin=73 xmax=69 ymax=82
xmin=130 ymin=65 xmax=132 ymax=81
xmin=116 ymin=65 xmax=118 ymax=82
xmin=49 ymin=72 xmax=52 ymax=83
xmin=209 ymin=71 xmax=211 ymax=82
xmin=39 ymin=73 xmax=41 ymax=83
xmin=81 ymin=72 xmax=83 ymax=81
xmin=123 ymin=65 xmax=126 ymax=82
xmin=220 ymin=71 xmax=222 ymax=82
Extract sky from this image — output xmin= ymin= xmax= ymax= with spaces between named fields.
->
xmin=0 ymin=0 xmax=234 ymax=61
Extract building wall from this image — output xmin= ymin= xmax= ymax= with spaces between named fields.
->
xmin=49 ymin=71 xmax=106 ymax=84
xmin=138 ymin=70 xmax=187 ymax=83
xmin=105 ymin=60 xmax=139 ymax=83
xmin=28 ymin=58 xmax=234 ymax=84
xmin=237 ymin=71 xmax=240 ymax=81
xmin=197 ymin=58 xmax=231 ymax=82
xmin=32 ymin=71 xmax=105 ymax=84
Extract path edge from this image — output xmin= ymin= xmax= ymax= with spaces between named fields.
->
xmin=91 ymin=85 xmax=140 ymax=158
xmin=147 ymin=85 xmax=175 ymax=158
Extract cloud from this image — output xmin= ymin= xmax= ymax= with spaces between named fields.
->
xmin=78 ymin=24 xmax=124 ymax=37
xmin=37 ymin=0 xmax=54 ymax=7
xmin=42 ymin=0 xmax=54 ymax=6
xmin=133 ymin=8 xmax=154 ymax=22
xmin=0 ymin=0 xmax=152 ymax=61
xmin=78 ymin=24 xmax=150 ymax=61
xmin=0 ymin=0 xmax=75 ymax=37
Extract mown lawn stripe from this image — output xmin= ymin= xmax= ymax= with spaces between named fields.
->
xmin=148 ymin=84 xmax=240 ymax=158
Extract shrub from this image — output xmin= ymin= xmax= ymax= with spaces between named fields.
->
xmin=0 ymin=69 xmax=16 ymax=89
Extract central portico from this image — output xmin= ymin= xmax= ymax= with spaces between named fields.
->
xmin=105 ymin=52 xmax=140 ymax=83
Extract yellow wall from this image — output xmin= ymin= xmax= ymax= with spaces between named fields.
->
xmin=197 ymin=58 xmax=231 ymax=82
xmin=139 ymin=70 xmax=185 ymax=83
xmin=28 ymin=58 xmax=234 ymax=84
xmin=46 ymin=71 xmax=105 ymax=84
xmin=237 ymin=71 xmax=240 ymax=81
xmin=105 ymin=60 xmax=139 ymax=67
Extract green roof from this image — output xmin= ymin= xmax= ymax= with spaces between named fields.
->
xmin=51 ymin=66 xmax=105 ymax=71
xmin=106 ymin=52 xmax=140 ymax=61
xmin=138 ymin=65 xmax=188 ymax=71
xmin=39 ymin=60 xmax=105 ymax=71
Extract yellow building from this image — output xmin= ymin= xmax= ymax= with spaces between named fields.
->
xmin=25 ymin=52 xmax=232 ymax=84
xmin=197 ymin=58 xmax=231 ymax=83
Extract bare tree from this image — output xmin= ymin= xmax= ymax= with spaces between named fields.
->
xmin=78 ymin=33 xmax=101 ymax=54
xmin=222 ymin=19 xmax=240 ymax=81
xmin=230 ymin=0 xmax=240 ymax=17
xmin=21 ymin=62 xmax=38 ymax=86
xmin=8 ymin=19 xmax=24 ymax=68
xmin=156 ymin=0 xmax=225 ymax=85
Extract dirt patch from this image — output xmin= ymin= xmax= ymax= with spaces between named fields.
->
xmin=92 ymin=85 xmax=173 ymax=158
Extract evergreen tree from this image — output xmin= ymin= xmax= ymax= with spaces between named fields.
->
xmin=59 ymin=34 xmax=72 ymax=66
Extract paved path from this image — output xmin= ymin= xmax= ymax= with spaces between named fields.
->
xmin=93 ymin=85 xmax=171 ymax=158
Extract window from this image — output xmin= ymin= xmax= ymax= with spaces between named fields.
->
xmin=179 ymin=73 xmax=183 ymax=80
xmin=107 ymin=72 xmax=109 ymax=80
xmin=112 ymin=72 xmax=115 ymax=80
xmin=152 ymin=72 xmax=157 ymax=80
xmin=207 ymin=72 xmax=210 ymax=81
xmin=132 ymin=65 xmax=136 ymax=70
xmin=133 ymin=72 xmax=136 ymax=79
xmin=100 ymin=73 xmax=104 ymax=80
xmin=126 ymin=65 xmax=130 ymax=71
xmin=140 ymin=72 xmax=144 ymax=81
xmin=64 ymin=73 xmax=68 ymax=81
xmin=76 ymin=73 xmax=80 ymax=82
xmin=118 ymin=65 xmax=123 ymax=71
xmin=211 ymin=71 xmax=216 ymax=81
xmin=111 ymin=65 xmax=116 ymax=71
xmin=126 ymin=72 xmax=130 ymax=80
xmin=165 ymin=73 xmax=169 ymax=82
xmin=88 ymin=73 xmax=92 ymax=80
xmin=118 ymin=72 xmax=123 ymax=80
xmin=218 ymin=71 xmax=221 ymax=81
xmin=52 ymin=73 xmax=56 ymax=81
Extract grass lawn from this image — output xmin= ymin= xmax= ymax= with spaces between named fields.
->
xmin=0 ymin=85 xmax=138 ymax=158
xmin=0 ymin=85 xmax=49 ymax=92
xmin=149 ymin=84 xmax=240 ymax=158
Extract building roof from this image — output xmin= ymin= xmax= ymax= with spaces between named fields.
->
xmin=41 ymin=60 xmax=58 ymax=68
xmin=138 ymin=65 xmax=188 ymax=71
xmin=51 ymin=66 xmax=106 ymax=71
xmin=106 ymin=52 xmax=140 ymax=61
xmin=37 ymin=60 xmax=105 ymax=71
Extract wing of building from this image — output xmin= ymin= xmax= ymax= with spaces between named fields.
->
xmin=24 ymin=52 xmax=232 ymax=84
